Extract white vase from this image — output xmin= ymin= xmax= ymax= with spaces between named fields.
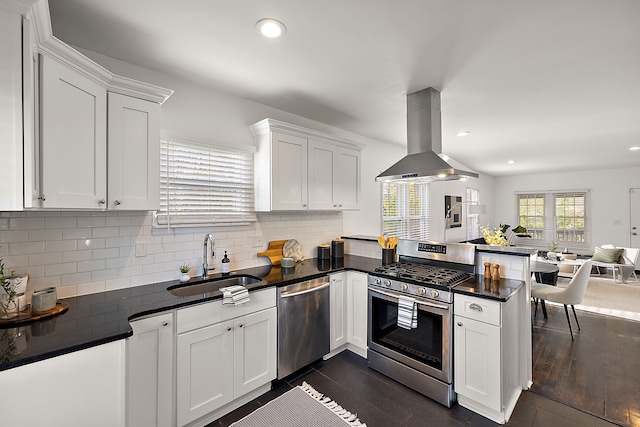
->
xmin=547 ymin=251 xmax=557 ymax=261
xmin=179 ymin=273 xmax=190 ymax=283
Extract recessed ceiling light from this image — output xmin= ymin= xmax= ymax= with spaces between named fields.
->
xmin=456 ymin=131 xmax=471 ymax=137
xmin=630 ymin=146 xmax=640 ymax=151
xmin=507 ymin=160 xmax=516 ymax=164
xmin=256 ymin=18 xmax=287 ymax=38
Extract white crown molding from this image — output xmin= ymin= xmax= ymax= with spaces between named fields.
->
xmin=249 ymin=118 xmax=365 ymax=150
xmin=29 ymin=0 xmax=172 ymax=104
xmin=0 ymin=0 xmax=36 ymax=15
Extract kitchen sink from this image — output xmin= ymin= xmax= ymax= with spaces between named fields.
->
xmin=168 ymin=274 xmax=265 ymax=297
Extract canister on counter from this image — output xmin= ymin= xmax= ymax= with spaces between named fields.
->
xmin=317 ymin=244 xmax=331 ymax=260
xmin=331 ymin=238 xmax=344 ymax=258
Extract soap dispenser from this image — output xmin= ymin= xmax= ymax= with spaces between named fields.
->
xmin=221 ymin=251 xmax=230 ymax=274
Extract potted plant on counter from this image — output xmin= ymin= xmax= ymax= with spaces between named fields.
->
xmin=178 ymin=264 xmax=191 ymax=283
xmin=0 ymin=259 xmax=18 ymax=319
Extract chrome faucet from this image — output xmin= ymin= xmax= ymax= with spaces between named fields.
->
xmin=202 ymin=233 xmax=215 ymax=278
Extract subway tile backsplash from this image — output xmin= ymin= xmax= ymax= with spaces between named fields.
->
xmin=0 ymin=210 xmax=343 ymax=298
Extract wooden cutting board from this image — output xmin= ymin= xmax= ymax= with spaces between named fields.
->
xmin=257 ymin=239 xmax=287 ymax=265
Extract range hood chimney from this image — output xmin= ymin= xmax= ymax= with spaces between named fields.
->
xmin=376 ymin=87 xmax=478 ymax=182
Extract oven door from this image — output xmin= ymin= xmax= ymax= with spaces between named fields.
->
xmin=367 ymin=286 xmax=452 ymax=383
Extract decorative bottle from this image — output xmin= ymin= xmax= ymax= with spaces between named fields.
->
xmin=221 ymin=251 xmax=230 ymax=274
xmin=484 ymin=262 xmax=492 ymax=278
xmin=491 ymin=263 xmax=500 ymax=281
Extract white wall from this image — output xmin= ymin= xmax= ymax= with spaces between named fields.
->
xmin=493 ymin=166 xmax=640 ymax=253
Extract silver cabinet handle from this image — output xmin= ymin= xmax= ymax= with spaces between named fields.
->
xmin=238 ymin=324 xmax=243 ymax=328
xmin=469 ymin=303 xmax=484 ymax=312
xmin=98 ymin=199 xmax=106 ymax=205
xmin=226 ymin=327 xmax=232 ymax=332
xmin=114 ymin=200 xmax=121 ymax=205
xmin=37 ymin=195 xmax=46 ymax=201
xmin=457 ymin=322 xmax=463 ymax=327
xmin=162 ymin=321 xmax=168 ymax=327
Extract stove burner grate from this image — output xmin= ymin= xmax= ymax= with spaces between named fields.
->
xmin=374 ymin=262 xmax=471 ymax=287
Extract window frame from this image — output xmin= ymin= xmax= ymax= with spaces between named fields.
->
xmin=516 ymin=190 xmax=590 ymax=248
xmin=155 ymin=138 xmax=257 ymax=229
xmin=381 ymin=182 xmax=431 ymax=240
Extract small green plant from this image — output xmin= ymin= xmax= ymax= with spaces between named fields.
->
xmin=548 ymin=241 xmax=558 ymax=252
xmin=178 ymin=264 xmax=191 ymax=274
xmin=0 ymin=259 xmax=17 ymax=317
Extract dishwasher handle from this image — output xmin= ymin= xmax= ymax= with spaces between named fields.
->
xmin=280 ymin=281 xmax=330 ymax=298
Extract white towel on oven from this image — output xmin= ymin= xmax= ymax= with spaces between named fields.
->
xmin=397 ymin=295 xmax=417 ymax=329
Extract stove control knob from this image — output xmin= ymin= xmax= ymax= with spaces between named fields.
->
xmin=430 ymin=290 xmax=439 ymax=298
xmin=384 ymin=279 xmax=392 ymax=287
xmin=374 ymin=278 xmax=382 ymax=285
xmin=400 ymin=283 xmax=408 ymax=291
xmin=418 ymin=287 xmax=427 ymax=295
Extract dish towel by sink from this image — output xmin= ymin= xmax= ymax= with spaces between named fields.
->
xmin=397 ymin=295 xmax=417 ymax=329
xmin=220 ymin=285 xmax=250 ymax=306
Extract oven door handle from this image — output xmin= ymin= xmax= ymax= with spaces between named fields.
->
xmin=368 ymin=286 xmax=449 ymax=311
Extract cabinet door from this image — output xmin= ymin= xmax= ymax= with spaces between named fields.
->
xmin=308 ymin=140 xmax=337 ymax=210
xmin=337 ymin=148 xmax=360 ymax=210
xmin=108 ymin=92 xmax=160 ymax=210
xmin=0 ymin=9 xmax=23 ymax=211
xmin=454 ymin=314 xmax=501 ymax=411
xmin=347 ymin=271 xmax=368 ymax=352
xmin=329 ymin=273 xmax=348 ymax=350
xmin=271 ymin=131 xmax=308 ymax=210
xmin=177 ymin=320 xmax=234 ymax=426
xmin=234 ymin=307 xmax=277 ymax=398
xmin=127 ymin=312 xmax=174 ymax=427
xmin=39 ymin=55 xmax=107 ymax=209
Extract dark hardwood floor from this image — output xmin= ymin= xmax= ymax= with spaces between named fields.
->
xmin=207 ymin=334 xmax=625 ymax=427
xmin=531 ymin=302 xmax=640 ymax=426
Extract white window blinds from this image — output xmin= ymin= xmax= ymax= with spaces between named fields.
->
xmin=381 ymin=182 xmax=430 ymax=239
xmin=156 ymin=139 xmax=256 ymax=228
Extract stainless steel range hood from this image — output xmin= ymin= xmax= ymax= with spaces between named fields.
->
xmin=376 ymin=87 xmax=478 ymax=182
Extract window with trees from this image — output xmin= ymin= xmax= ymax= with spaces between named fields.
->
xmin=381 ymin=182 xmax=430 ymax=239
xmin=517 ymin=191 xmax=588 ymax=246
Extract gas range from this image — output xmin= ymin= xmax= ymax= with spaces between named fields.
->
xmin=366 ymin=239 xmax=477 ymax=407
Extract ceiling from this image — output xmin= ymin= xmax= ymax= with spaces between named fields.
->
xmin=48 ymin=0 xmax=640 ymax=177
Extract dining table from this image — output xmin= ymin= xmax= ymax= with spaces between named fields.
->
xmin=530 ymin=260 xmax=559 ymax=286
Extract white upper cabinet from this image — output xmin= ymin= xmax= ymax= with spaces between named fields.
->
xmin=108 ymin=92 xmax=161 ymax=210
xmin=251 ymin=119 xmax=362 ymax=212
xmin=267 ymin=131 xmax=309 ymax=210
xmin=38 ymin=55 xmax=108 ymax=209
xmin=5 ymin=0 xmax=172 ymax=211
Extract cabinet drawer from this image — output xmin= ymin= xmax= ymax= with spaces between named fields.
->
xmin=177 ymin=287 xmax=276 ymax=334
xmin=454 ymin=295 xmax=501 ymax=326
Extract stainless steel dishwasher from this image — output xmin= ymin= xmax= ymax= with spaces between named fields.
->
xmin=277 ymin=276 xmax=330 ymax=379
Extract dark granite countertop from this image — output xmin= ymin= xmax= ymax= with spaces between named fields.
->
xmin=453 ymin=275 xmax=525 ymax=302
xmin=0 ymin=255 xmax=380 ymax=371
xmin=0 ymin=253 xmax=526 ymax=372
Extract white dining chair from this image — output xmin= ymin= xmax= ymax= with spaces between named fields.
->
xmin=531 ymin=260 xmax=593 ymax=340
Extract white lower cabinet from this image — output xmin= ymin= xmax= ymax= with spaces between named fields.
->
xmin=176 ymin=288 xmax=277 ymax=427
xmin=328 ymin=271 xmax=368 ymax=358
xmin=454 ymin=290 xmax=524 ymax=424
xmin=346 ymin=271 xmax=368 ymax=356
xmin=126 ymin=312 xmax=174 ymax=427
xmin=330 ymin=272 xmax=348 ymax=351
